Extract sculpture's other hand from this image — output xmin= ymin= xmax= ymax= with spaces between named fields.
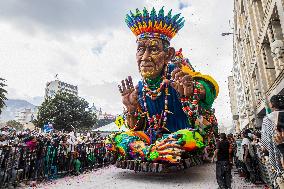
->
xmin=171 ymin=67 xmax=194 ymax=97
xmin=118 ymin=76 xmax=139 ymax=112
xmin=150 ymin=135 xmax=185 ymax=163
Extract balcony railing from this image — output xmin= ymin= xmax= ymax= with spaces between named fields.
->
xmin=257 ymin=0 xmax=274 ymax=48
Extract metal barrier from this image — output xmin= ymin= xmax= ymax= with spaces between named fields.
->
xmin=0 ymin=141 xmax=109 ymax=188
xmin=253 ymin=144 xmax=274 ymax=188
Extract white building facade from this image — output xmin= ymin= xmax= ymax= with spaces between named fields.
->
xmin=15 ymin=108 xmax=35 ymax=124
xmin=232 ymin=0 xmax=284 ymax=130
xmin=228 ymin=76 xmax=241 ymax=133
xmin=45 ymin=80 xmax=78 ymax=98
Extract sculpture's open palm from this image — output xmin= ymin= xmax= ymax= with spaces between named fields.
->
xmin=118 ymin=76 xmax=139 ymax=112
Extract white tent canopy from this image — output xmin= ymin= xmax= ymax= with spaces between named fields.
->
xmin=93 ymin=122 xmax=127 ymax=132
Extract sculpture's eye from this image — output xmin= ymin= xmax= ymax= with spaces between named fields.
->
xmin=137 ymin=47 xmax=145 ymax=54
xmin=149 ymin=46 xmax=159 ymax=54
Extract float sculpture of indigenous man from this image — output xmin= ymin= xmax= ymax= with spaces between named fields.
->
xmin=106 ymin=7 xmax=219 ymax=166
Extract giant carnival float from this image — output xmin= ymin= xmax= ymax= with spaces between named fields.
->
xmin=105 ymin=7 xmax=219 ymax=173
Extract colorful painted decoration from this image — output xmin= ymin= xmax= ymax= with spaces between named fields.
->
xmin=107 ymin=129 xmax=205 ymax=163
xmin=106 ymin=7 xmax=219 ymax=167
xmin=125 ymin=7 xmax=185 ymax=41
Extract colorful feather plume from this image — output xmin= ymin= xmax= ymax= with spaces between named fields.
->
xmin=125 ymin=7 xmax=185 ymax=41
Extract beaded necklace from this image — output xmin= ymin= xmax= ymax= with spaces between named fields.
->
xmin=143 ymin=74 xmax=166 ymax=100
xmin=130 ymin=65 xmax=203 ymax=135
xmin=141 ymin=65 xmax=170 ymax=134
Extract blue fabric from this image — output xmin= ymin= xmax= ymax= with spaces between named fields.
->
xmin=137 ymin=64 xmax=192 ymax=132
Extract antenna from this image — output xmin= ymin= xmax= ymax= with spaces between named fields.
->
xmin=55 ymin=74 xmax=59 ymax=80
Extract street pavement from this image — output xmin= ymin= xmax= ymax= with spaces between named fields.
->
xmin=35 ymin=163 xmax=266 ymax=189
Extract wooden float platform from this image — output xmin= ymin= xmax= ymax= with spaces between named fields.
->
xmin=115 ymin=156 xmax=203 ymax=173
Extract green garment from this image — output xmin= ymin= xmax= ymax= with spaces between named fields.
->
xmin=197 ymin=79 xmax=216 ymax=109
xmin=266 ymin=106 xmax=272 ymax=114
xmin=145 ymin=76 xmax=163 ymax=90
xmin=74 ymin=159 xmax=81 ymax=173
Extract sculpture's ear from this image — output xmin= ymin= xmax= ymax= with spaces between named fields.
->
xmin=165 ymin=47 xmax=175 ymax=62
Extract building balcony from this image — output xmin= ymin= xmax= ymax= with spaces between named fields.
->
xmin=257 ymin=0 xmax=274 ymax=48
xmin=248 ymin=56 xmax=257 ymax=76
xmin=256 ymin=69 xmax=284 ymax=113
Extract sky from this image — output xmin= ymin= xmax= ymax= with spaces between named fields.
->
xmin=0 ymin=0 xmax=234 ymax=127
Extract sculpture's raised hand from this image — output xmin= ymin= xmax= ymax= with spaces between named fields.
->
xmin=171 ymin=67 xmax=194 ymax=97
xmin=118 ymin=76 xmax=139 ymax=112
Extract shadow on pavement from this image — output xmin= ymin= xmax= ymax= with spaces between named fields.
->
xmin=115 ymin=164 xmax=213 ymax=184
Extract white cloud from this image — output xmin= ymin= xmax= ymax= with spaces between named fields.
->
xmin=0 ymin=0 xmax=234 ymax=127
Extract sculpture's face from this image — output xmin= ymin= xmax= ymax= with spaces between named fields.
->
xmin=136 ymin=38 xmax=174 ymax=79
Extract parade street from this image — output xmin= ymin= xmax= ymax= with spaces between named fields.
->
xmin=36 ymin=163 xmax=265 ymax=189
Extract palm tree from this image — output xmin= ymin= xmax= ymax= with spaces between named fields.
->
xmin=0 ymin=78 xmax=7 ymax=114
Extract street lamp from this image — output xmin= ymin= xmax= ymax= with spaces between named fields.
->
xmin=221 ymin=32 xmax=233 ymax=36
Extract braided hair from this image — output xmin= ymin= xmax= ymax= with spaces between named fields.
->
xmin=270 ymin=94 xmax=284 ymax=110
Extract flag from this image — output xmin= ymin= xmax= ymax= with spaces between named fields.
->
xmin=115 ymin=115 xmax=124 ymax=129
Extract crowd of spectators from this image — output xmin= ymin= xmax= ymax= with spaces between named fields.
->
xmin=0 ymin=126 xmax=109 ymax=188
xmin=229 ymin=94 xmax=284 ymax=189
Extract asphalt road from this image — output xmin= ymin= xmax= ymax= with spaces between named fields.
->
xmin=36 ymin=163 xmax=265 ymax=189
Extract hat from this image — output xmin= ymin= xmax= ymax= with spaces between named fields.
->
xmin=125 ymin=7 xmax=185 ymax=42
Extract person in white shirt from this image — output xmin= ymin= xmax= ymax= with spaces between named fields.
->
xmin=241 ymin=130 xmax=255 ymax=182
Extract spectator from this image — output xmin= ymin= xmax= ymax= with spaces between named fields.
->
xmin=212 ymin=133 xmax=231 ymax=189
xmin=0 ymin=125 xmax=109 ymax=187
xmin=241 ymin=129 xmax=256 ymax=183
xmin=227 ymin=133 xmax=236 ymax=165
xmin=261 ymin=94 xmax=284 ymax=189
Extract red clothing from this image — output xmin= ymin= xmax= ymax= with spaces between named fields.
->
xmin=26 ymin=140 xmax=37 ymax=151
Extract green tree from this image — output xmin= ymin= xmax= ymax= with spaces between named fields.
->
xmin=35 ymin=92 xmax=97 ymax=131
xmin=0 ymin=78 xmax=7 ymax=114
xmin=6 ymin=120 xmax=23 ymax=131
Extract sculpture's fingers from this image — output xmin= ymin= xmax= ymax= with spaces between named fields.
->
xmin=125 ymin=77 xmax=131 ymax=90
xmin=157 ymin=147 xmax=184 ymax=153
xmin=118 ymin=85 xmax=123 ymax=94
xmin=174 ymin=71 xmax=185 ymax=82
xmin=171 ymin=68 xmax=181 ymax=81
xmin=182 ymin=75 xmax=193 ymax=96
xmin=128 ymin=76 xmax=134 ymax=89
xmin=156 ymin=137 xmax=177 ymax=146
xmin=121 ymin=80 xmax=127 ymax=92
xmin=157 ymin=150 xmax=182 ymax=156
xmin=156 ymin=143 xmax=182 ymax=151
xmin=181 ymin=75 xmax=192 ymax=87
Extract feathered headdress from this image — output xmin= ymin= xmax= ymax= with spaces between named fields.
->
xmin=125 ymin=7 xmax=185 ymax=42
